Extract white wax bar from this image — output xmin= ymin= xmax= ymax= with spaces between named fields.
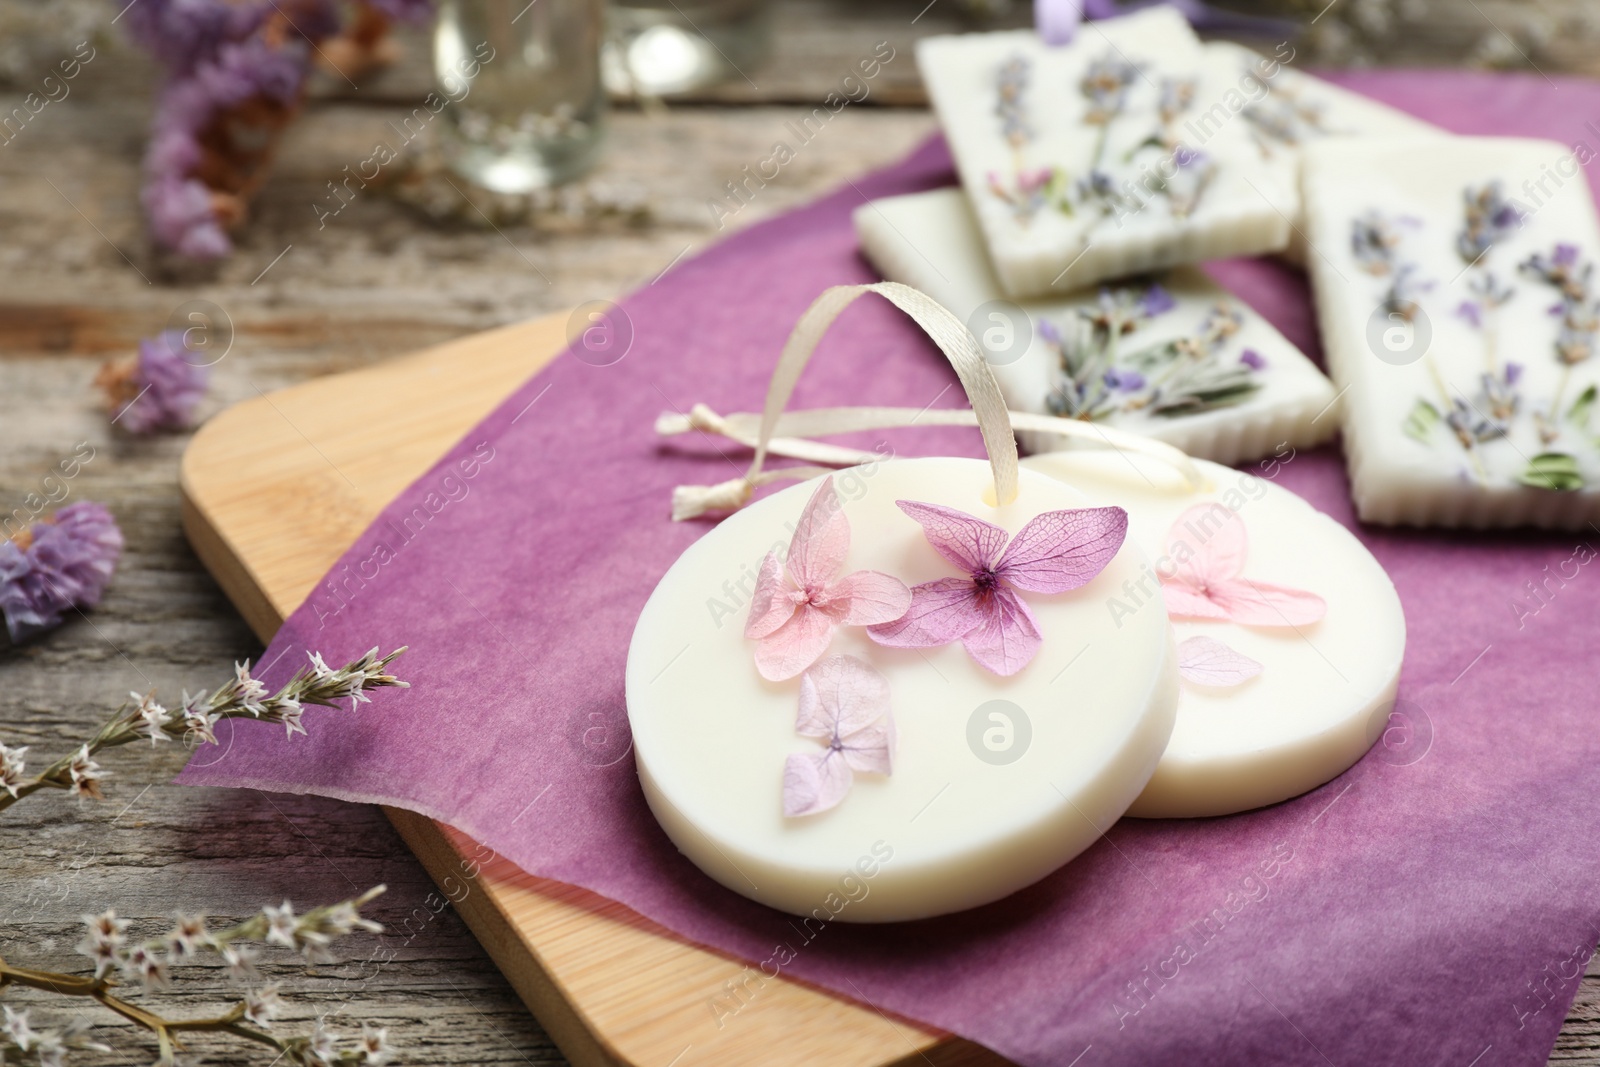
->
xmin=1202 ymin=41 xmax=1443 ymax=265
xmin=1303 ymin=136 xmax=1600 ymax=528
xmin=917 ymin=9 xmax=1291 ymax=298
xmin=853 ymin=187 xmax=1338 ymax=465
xmin=1021 ymin=450 xmax=1406 ymax=817
xmin=626 ymin=458 xmax=1177 ymax=921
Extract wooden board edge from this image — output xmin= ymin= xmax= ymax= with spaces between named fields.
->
xmin=385 ymin=806 xmax=632 ymax=1067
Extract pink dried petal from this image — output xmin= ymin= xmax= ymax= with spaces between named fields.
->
xmin=867 ymin=577 xmax=983 ymax=649
xmin=754 ymin=605 xmax=836 ymax=681
xmin=959 ymin=585 xmax=1043 ymax=676
xmin=783 ymin=750 xmax=853 ymax=816
xmin=895 ymin=501 xmax=1009 ymax=574
xmin=821 ymin=570 xmax=912 ymax=627
xmin=997 ymin=506 xmax=1128 ymax=594
xmin=1205 ymin=579 xmax=1327 ymax=627
xmin=797 ymin=654 xmax=890 ymax=739
xmin=1177 ymin=635 xmax=1263 ymax=687
xmin=841 ymin=715 xmax=895 ymax=776
xmin=1167 ymin=503 xmax=1248 ymax=588
xmin=788 ymin=478 xmax=850 ymax=589
xmin=745 ymin=551 xmax=795 ymax=639
xmin=1162 ymin=581 xmax=1231 ymax=621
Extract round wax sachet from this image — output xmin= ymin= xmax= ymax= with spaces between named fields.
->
xmin=626 ymin=456 xmax=1178 ymax=922
xmin=1020 ymin=450 xmax=1406 ymax=818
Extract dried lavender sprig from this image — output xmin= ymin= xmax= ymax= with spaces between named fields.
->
xmin=1 ymin=888 xmax=394 ymax=1066
xmin=0 ymin=647 xmax=408 ymax=814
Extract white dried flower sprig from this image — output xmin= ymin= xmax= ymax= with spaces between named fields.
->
xmin=0 ymin=647 xmax=407 ymax=814
xmin=0 ymin=887 xmax=394 ymax=1066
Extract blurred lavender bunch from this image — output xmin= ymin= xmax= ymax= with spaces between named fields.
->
xmin=126 ymin=0 xmax=433 ymax=260
xmin=0 ymin=503 xmax=122 ymax=644
xmin=0 ymin=647 xmax=408 ymax=812
xmin=0 ymin=887 xmax=394 ymax=1065
xmin=95 ymin=329 xmax=211 ymax=433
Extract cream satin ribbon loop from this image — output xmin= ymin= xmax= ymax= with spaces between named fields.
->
xmin=668 ymin=282 xmax=1019 ymax=520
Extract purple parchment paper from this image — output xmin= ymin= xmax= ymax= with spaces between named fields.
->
xmin=183 ymin=71 xmax=1600 ymax=1066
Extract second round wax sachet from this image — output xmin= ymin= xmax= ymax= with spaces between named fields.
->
xmin=1022 ymin=450 xmax=1407 ymax=818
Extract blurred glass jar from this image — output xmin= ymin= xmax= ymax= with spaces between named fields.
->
xmin=433 ymin=0 xmax=606 ymax=193
xmin=602 ymin=0 xmax=769 ymax=98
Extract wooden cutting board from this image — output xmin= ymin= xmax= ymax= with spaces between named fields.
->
xmin=179 ymin=313 xmax=1008 ymax=1067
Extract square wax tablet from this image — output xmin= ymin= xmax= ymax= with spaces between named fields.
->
xmin=1303 ymin=136 xmax=1600 ymax=528
xmin=854 ymin=187 xmax=1338 ymax=465
xmin=1202 ymin=41 xmax=1443 ymax=266
xmin=916 ymin=9 xmax=1292 ymax=299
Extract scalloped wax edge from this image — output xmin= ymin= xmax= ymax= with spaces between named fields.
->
xmin=916 ymin=11 xmax=1292 ymax=299
xmin=1302 ymin=136 xmax=1600 ymax=529
xmin=1020 ymin=450 xmax=1406 ymax=818
xmin=1202 ymin=41 xmax=1445 ymax=266
xmin=852 ymin=187 xmax=1338 ymax=466
xmin=625 ymin=459 xmax=1179 ymax=921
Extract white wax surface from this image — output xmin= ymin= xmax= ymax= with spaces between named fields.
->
xmin=1021 ymin=450 xmax=1406 ymax=817
xmin=1202 ymin=41 xmax=1440 ymax=264
xmin=917 ymin=10 xmax=1291 ymax=297
xmin=626 ymin=458 xmax=1177 ymax=921
xmin=1303 ymin=136 xmax=1600 ymax=528
xmin=853 ymin=187 xmax=1337 ymax=466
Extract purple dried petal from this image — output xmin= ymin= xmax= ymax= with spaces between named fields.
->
xmin=0 ymin=503 xmax=123 ymax=643
xmin=116 ymin=330 xmax=212 ymax=434
xmin=1239 ymin=347 xmax=1266 ymax=370
xmin=1139 ymin=284 xmax=1176 ymax=318
xmin=1505 ymin=361 xmax=1524 ymax=386
xmin=1102 ymin=368 xmax=1146 ymax=391
xmin=1036 ymin=317 xmax=1062 ymax=345
xmin=1455 ymin=301 xmax=1482 ymax=330
xmin=1555 ymin=243 xmax=1580 ymax=266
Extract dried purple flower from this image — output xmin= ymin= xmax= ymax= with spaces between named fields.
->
xmin=1086 ymin=284 xmax=1170 ymax=336
xmin=1239 ymin=348 xmax=1266 ymax=370
xmin=994 ymin=55 xmax=1032 ymax=149
xmin=126 ymin=0 xmax=402 ymax=260
xmin=1445 ymin=397 xmax=1506 ymax=447
xmin=1351 ymin=211 xmax=1403 ymax=276
xmin=1080 ymin=53 xmax=1141 ymax=125
xmin=1455 ymin=300 xmax=1482 ymax=330
xmin=0 ymin=502 xmax=123 ymax=643
xmin=1466 ymin=271 xmax=1515 ymax=315
xmin=1480 ymin=366 xmax=1521 ymax=421
xmin=1457 ymin=181 xmax=1524 ymax=263
xmin=1103 ymin=368 xmax=1146 ymax=392
xmin=1520 ymin=244 xmax=1600 ymax=365
xmin=1140 ymin=284 xmax=1177 ymax=318
xmin=96 ymin=329 xmax=211 ymax=434
xmin=1382 ymin=263 xmax=1433 ymax=322
xmin=1157 ymin=78 xmax=1196 ymax=126
xmin=1165 ymin=149 xmax=1216 ymax=219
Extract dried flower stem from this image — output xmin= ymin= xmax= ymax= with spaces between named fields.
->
xmin=1 ymin=887 xmax=392 ymax=1065
xmin=0 ymin=647 xmax=408 ymax=814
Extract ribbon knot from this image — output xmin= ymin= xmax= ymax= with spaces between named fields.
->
xmin=671 ymin=477 xmax=753 ymax=522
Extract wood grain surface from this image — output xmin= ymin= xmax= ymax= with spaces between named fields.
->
xmin=2 ymin=0 xmax=1600 ymax=1062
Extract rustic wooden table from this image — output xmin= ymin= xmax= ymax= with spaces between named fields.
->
xmin=3 ymin=0 xmax=1599 ymax=1062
